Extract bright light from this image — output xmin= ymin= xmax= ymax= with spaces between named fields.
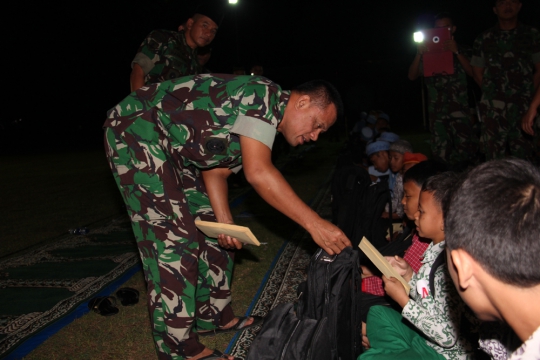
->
xmin=229 ymin=0 xmax=238 ymax=4
xmin=413 ymin=31 xmax=424 ymax=43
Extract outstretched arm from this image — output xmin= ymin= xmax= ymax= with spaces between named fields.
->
xmin=240 ymin=135 xmax=351 ymax=255
xmin=407 ymin=45 xmax=427 ymax=81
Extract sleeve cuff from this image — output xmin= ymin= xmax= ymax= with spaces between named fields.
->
xmin=230 ymin=115 xmax=277 ymax=150
xmin=470 ymin=55 xmax=485 ymax=68
xmin=131 ymin=52 xmax=154 ymax=75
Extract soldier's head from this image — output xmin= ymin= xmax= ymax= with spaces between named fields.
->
xmin=493 ymin=0 xmax=522 ymax=21
xmin=183 ymin=14 xmax=218 ymax=49
xmin=278 ymin=80 xmax=343 ymax=147
xmin=434 ymin=12 xmax=456 ymax=35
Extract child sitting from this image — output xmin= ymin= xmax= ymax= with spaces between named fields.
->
xmin=360 ymin=171 xmax=476 ymax=360
xmin=366 ymin=140 xmax=391 ymax=183
xmin=382 ymin=139 xmax=414 ymax=219
xmin=445 ymin=158 xmax=540 ymax=359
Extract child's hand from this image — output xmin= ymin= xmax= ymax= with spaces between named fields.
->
xmin=384 ymin=255 xmax=413 ymax=282
xmin=382 ymin=275 xmax=409 ymax=308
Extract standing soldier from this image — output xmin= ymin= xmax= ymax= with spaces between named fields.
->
xmin=104 ymin=74 xmax=352 ymax=360
xmin=471 ymin=0 xmax=540 ymax=163
xmin=130 ymin=3 xmax=223 ymax=92
xmin=408 ymin=12 xmax=479 ymax=168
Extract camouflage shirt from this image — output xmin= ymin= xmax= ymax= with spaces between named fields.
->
xmin=104 ymin=74 xmax=289 ymax=172
xmin=422 ymin=44 xmax=473 ymax=118
xmin=471 ymin=23 xmax=540 ymax=104
xmin=132 ymin=29 xmax=201 ymax=86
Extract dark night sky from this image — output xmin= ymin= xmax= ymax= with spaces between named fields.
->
xmin=3 ymin=0 xmax=539 ymax=153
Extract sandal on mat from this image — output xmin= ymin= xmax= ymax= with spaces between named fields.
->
xmin=198 ymin=316 xmax=264 ymax=337
xmin=116 ymin=287 xmax=139 ymax=306
xmin=88 ymin=296 xmax=119 ymax=316
xmin=198 ymin=349 xmax=234 ymax=360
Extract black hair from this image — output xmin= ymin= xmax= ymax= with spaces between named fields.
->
xmin=293 ymin=80 xmax=344 ymax=119
xmin=403 ymin=159 xmax=448 ymax=188
xmin=445 ymin=158 xmax=540 ymax=287
xmin=421 ymin=171 xmax=459 ymax=211
xmin=434 ymin=11 xmax=454 ymax=25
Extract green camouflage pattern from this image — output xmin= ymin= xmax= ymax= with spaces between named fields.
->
xmin=104 ymin=74 xmax=289 ymax=359
xmin=423 ymin=45 xmax=479 ymax=164
xmin=133 ymin=30 xmax=201 ymax=86
xmin=472 ymin=24 xmax=540 ymax=161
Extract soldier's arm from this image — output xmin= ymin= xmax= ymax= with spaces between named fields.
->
xmin=472 ymin=66 xmax=484 ymax=87
xmin=239 ymin=135 xmax=351 ymax=255
xmin=407 ymin=45 xmax=427 ymax=81
xmin=521 ymin=83 xmax=540 ymax=136
xmin=130 ymin=64 xmax=145 ymax=92
xmin=534 ymin=62 xmax=540 ymax=90
xmin=201 ymin=167 xmax=244 ymax=249
xmin=456 ymin=53 xmax=473 ymax=78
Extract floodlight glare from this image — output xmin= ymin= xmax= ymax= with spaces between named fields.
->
xmin=413 ymin=31 xmax=424 ymax=43
xmin=229 ymin=0 xmax=238 ymax=4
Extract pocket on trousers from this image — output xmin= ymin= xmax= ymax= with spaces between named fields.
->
xmin=117 ymin=166 xmax=174 ymax=221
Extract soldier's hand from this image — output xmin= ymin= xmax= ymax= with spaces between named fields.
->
xmin=521 ymin=108 xmax=537 ymax=136
xmin=217 ymin=234 xmax=243 ymax=250
xmin=307 ymin=218 xmax=351 ymax=255
xmin=444 ymin=39 xmax=458 ymax=54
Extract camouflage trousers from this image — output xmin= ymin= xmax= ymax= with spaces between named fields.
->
xmin=479 ymin=99 xmax=534 ymax=161
xmin=104 ymin=128 xmax=235 ymax=359
xmin=430 ymin=114 xmax=479 ymax=165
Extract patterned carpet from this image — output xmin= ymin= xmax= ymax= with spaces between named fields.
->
xmin=0 ymin=217 xmax=140 ymax=360
xmin=226 ymin=181 xmax=332 ymax=359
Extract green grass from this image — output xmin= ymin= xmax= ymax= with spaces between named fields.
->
xmin=10 ymin=131 xmax=430 ymax=359
xmin=13 ymin=139 xmax=342 ymax=359
xmin=0 ymin=151 xmax=126 ymax=258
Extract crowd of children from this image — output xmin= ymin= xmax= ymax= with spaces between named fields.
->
xmin=343 ymin=111 xmax=540 ymax=360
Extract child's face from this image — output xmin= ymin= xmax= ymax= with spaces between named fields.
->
xmin=414 ymin=190 xmax=445 ymax=243
xmin=402 ymin=180 xmax=421 ymax=220
xmin=389 ymin=151 xmax=404 ymax=173
xmin=369 ymin=151 xmax=389 ymax=173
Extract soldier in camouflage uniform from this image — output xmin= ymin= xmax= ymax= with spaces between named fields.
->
xmin=129 ymin=4 xmax=222 ymax=92
xmin=103 ymin=74 xmax=352 ymax=360
xmin=471 ymin=0 xmax=540 ymax=163
xmin=408 ymin=13 xmax=479 ymax=167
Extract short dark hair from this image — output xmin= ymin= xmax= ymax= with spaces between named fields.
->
xmin=403 ymin=159 xmax=448 ymax=188
xmin=293 ymin=80 xmax=344 ymax=119
xmin=434 ymin=11 xmax=454 ymax=25
xmin=421 ymin=171 xmax=459 ymax=211
xmin=445 ymin=158 xmax=540 ymax=287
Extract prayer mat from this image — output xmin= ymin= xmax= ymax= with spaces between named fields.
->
xmin=0 ymin=217 xmax=140 ymax=360
xmin=226 ymin=180 xmax=333 ymax=359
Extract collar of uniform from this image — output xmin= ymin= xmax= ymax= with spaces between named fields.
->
xmin=494 ymin=21 xmax=524 ymax=32
xmin=178 ymin=30 xmax=198 ymax=57
xmin=277 ymin=90 xmax=291 ymax=125
xmin=421 ymin=241 xmax=446 ymax=263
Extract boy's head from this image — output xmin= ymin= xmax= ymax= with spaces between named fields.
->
xmin=445 ymin=159 xmax=540 ymax=320
xmin=401 ymin=160 xmax=447 ymax=220
xmin=366 ymin=141 xmax=390 ymax=173
xmin=375 ymin=113 xmax=390 ymax=132
xmin=402 ymin=152 xmax=428 ymax=172
xmin=415 ymin=171 xmax=458 ymax=243
xmin=389 ymin=140 xmax=413 ymax=173
xmin=378 ymin=131 xmax=399 ymax=144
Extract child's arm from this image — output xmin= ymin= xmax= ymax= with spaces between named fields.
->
xmin=401 ymin=267 xmax=464 ymax=348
